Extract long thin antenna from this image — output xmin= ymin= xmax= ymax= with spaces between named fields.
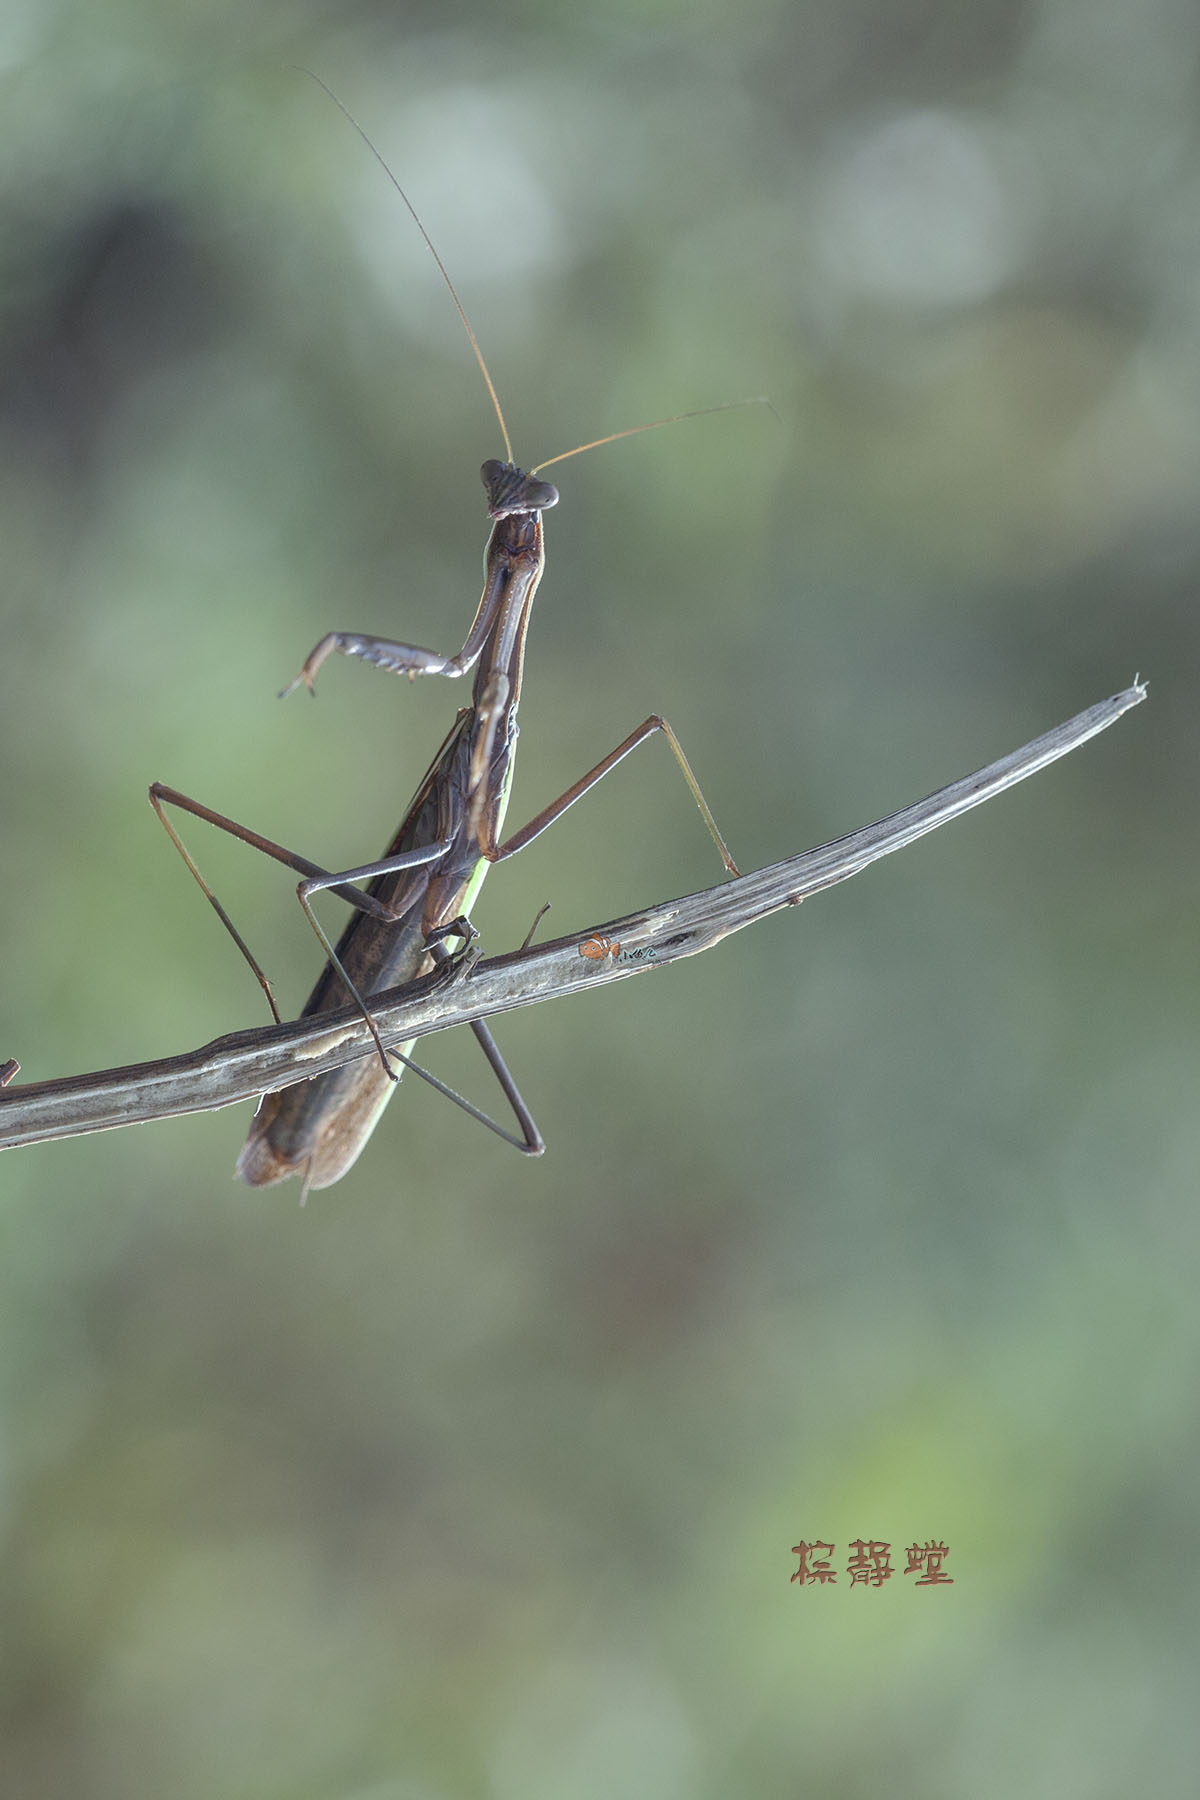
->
xmin=531 ymin=397 xmax=777 ymax=475
xmin=302 ymin=70 xmax=514 ymax=465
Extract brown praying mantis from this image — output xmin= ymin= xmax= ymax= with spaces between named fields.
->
xmin=151 ymin=98 xmax=748 ymax=1191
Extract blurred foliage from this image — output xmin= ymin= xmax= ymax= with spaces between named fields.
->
xmin=1 ymin=1 xmax=1197 ymax=1796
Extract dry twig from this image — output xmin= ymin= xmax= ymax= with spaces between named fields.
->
xmin=0 ymin=682 xmax=1145 ymax=1153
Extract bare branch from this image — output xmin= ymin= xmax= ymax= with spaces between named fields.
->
xmin=0 ymin=681 xmax=1146 ymax=1152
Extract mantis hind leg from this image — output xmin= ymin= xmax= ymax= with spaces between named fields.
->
xmin=390 ymin=930 xmax=543 ymax=1155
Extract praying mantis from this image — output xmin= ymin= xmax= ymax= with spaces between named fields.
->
xmin=151 ymin=96 xmax=747 ymax=1191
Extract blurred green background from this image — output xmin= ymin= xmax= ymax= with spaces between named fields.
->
xmin=0 ymin=1 xmax=1195 ymax=1795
